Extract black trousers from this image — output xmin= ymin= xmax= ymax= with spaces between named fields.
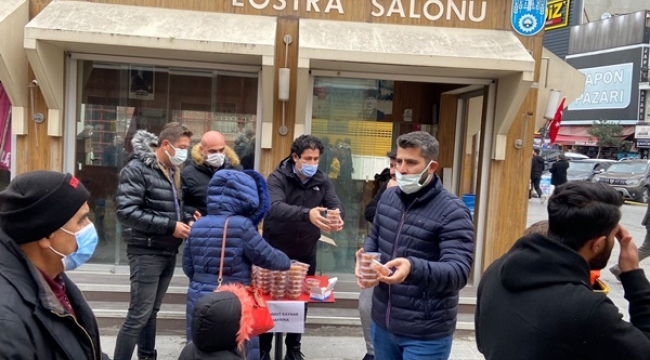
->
xmin=530 ymin=174 xmax=542 ymax=198
xmin=260 ymin=252 xmax=317 ymax=352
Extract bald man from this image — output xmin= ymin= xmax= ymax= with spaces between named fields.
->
xmin=181 ymin=131 xmax=243 ymax=216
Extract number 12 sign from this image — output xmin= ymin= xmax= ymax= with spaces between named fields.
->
xmin=511 ymin=0 xmax=547 ymax=36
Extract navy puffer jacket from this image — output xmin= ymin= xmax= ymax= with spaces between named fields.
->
xmin=182 ymin=170 xmax=291 ymax=342
xmin=364 ymin=176 xmax=475 ymax=340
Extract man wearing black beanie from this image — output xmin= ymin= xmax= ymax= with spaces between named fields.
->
xmin=0 ymin=171 xmax=108 ymax=359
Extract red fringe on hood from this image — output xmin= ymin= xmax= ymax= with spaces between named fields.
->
xmin=216 ymin=283 xmax=254 ymax=351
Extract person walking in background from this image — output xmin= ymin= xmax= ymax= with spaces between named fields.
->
xmin=113 ymin=123 xmax=195 ymax=360
xmin=260 ymin=134 xmax=345 ymax=360
xmin=182 ymin=170 xmax=290 ymax=358
xmin=530 ymin=148 xmax=544 ymax=201
xmin=611 ymin=199 xmax=650 ymax=279
xmin=0 ymin=171 xmax=108 ymax=359
xmin=359 ymin=131 xmax=475 ymax=360
xmin=549 ymin=154 xmax=569 ymax=196
xmin=476 ymin=181 xmax=650 ymax=359
xmin=182 ymin=131 xmax=242 ymax=218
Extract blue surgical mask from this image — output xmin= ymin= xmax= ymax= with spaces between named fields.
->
xmin=50 ymin=223 xmax=99 ymax=271
xmin=299 ymin=161 xmax=318 ymax=178
xmin=395 ymin=161 xmax=433 ymax=195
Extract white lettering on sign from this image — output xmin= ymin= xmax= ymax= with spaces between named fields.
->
xmin=569 ymin=63 xmax=634 ymax=111
xmin=232 ymin=0 xmax=344 ymax=14
xmin=274 ymin=0 xmax=286 ymax=10
xmin=387 ymin=0 xmax=406 ymax=17
xmin=372 ymin=0 xmax=486 ymax=22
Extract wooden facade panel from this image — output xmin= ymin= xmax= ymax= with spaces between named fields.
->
xmin=268 ymin=16 xmax=299 ymax=172
xmin=482 ymin=36 xmax=542 ymax=269
xmin=436 ymin=93 xmax=457 ymax=177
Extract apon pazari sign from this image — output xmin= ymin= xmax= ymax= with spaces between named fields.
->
xmin=232 ymin=0 xmax=488 ymax=22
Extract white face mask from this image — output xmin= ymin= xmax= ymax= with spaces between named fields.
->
xmin=165 ymin=144 xmax=188 ymax=166
xmin=205 ymin=153 xmax=226 ymax=168
xmin=395 ymin=161 xmax=433 ymax=194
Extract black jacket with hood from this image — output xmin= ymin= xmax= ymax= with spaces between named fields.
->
xmin=476 ymin=234 xmax=650 ymax=360
xmin=550 ymin=159 xmax=569 ymax=185
xmin=0 ymin=228 xmax=108 ymax=360
xmin=182 ymin=144 xmax=243 ymax=216
xmin=116 ymin=130 xmax=192 ymax=255
xmin=179 ymin=285 xmax=255 ymax=360
xmin=263 ymin=156 xmax=344 ymax=259
xmin=531 ymin=155 xmax=545 ymax=177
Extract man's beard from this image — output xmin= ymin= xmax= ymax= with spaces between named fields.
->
xmin=589 ymin=245 xmax=613 ymax=270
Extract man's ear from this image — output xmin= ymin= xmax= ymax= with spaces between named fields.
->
xmin=590 ymin=236 xmax=608 ymax=254
xmin=429 ymin=161 xmax=440 ymax=174
xmin=36 ymin=236 xmax=54 ymax=250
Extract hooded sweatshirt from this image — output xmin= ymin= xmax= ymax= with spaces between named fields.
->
xmin=476 ymin=234 xmax=650 ymax=360
xmin=531 ymin=155 xmax=545 ymax=177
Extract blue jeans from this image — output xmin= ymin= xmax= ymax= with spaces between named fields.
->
xmin=113 ymin=254 xmax=176 ymax=360
xmin=371 ymin=320 xmax=453 ymax=360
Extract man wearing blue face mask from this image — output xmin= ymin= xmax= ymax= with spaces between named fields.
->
xmin=358 ymin=131 xmax=475 ymax=360
xmin=260 ymin=134 xmax=345 ymax=360
xmin=0 ymin=171 xmax=109 ymax=359
xmin=114 ymin=122 xmax=195 ymax=360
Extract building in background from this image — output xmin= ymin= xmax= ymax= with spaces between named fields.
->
xmin=558 ymin=11 xmax=649 ymax=158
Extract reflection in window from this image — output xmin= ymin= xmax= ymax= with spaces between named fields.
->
xmin=74 ymin=60 xmax=259 ymax=265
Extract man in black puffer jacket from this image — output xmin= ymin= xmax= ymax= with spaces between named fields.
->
xmin=360 ymin=131 xmax=474 ymax=360
xmin=182 ymin=130 xmax=242 ymax=217
xmin=260 ymin=134 xmax=345 ymax=360
xmin=114 ymin=122 xmax=194 ymax=360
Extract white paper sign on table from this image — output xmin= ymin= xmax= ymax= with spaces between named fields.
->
xmin=267 ymin=300 xmax=305 ymax=334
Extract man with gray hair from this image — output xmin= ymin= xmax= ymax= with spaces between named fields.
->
xmin=357 ymin=131 xmax=475 ymax=359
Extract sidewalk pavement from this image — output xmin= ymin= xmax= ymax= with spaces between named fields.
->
xmin=99 ymin=328 xmax=482 ymax=360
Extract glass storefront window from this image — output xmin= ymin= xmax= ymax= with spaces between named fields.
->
xmin=0 ymin=83 xmax=11 ymax=190
xmin=310 ymin=76 xmax=438 ymax=275
xmin=74 ymin=60 xmax=259 ymax=265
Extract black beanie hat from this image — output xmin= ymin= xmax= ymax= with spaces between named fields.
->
xmin=0 ymin=171 xmax=90 ymax=244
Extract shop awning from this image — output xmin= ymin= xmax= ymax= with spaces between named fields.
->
xmin=0 ymin=0 xmax=28 ymax=134
xmin=295 ymin=19 xmax=536 ymax=160
xmin=24 ymin=1 xmax=277 ymax=136
xmin=555 ymin=125 xmax=636 ymax=146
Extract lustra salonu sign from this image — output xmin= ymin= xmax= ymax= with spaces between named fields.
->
xmin=232 ymin=0 xmax=488 ymax=22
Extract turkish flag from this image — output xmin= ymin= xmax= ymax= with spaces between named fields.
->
xmin=548 ymin=97 xmax=567 ymax=144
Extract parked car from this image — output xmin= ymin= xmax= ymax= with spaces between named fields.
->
xmin=567 ymin=159 xmax=616 ymax=182
xmin=535 ymin=147 xmax=589 ymax=171
xmin=592 ymin=160 xmax=650 ymax=203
